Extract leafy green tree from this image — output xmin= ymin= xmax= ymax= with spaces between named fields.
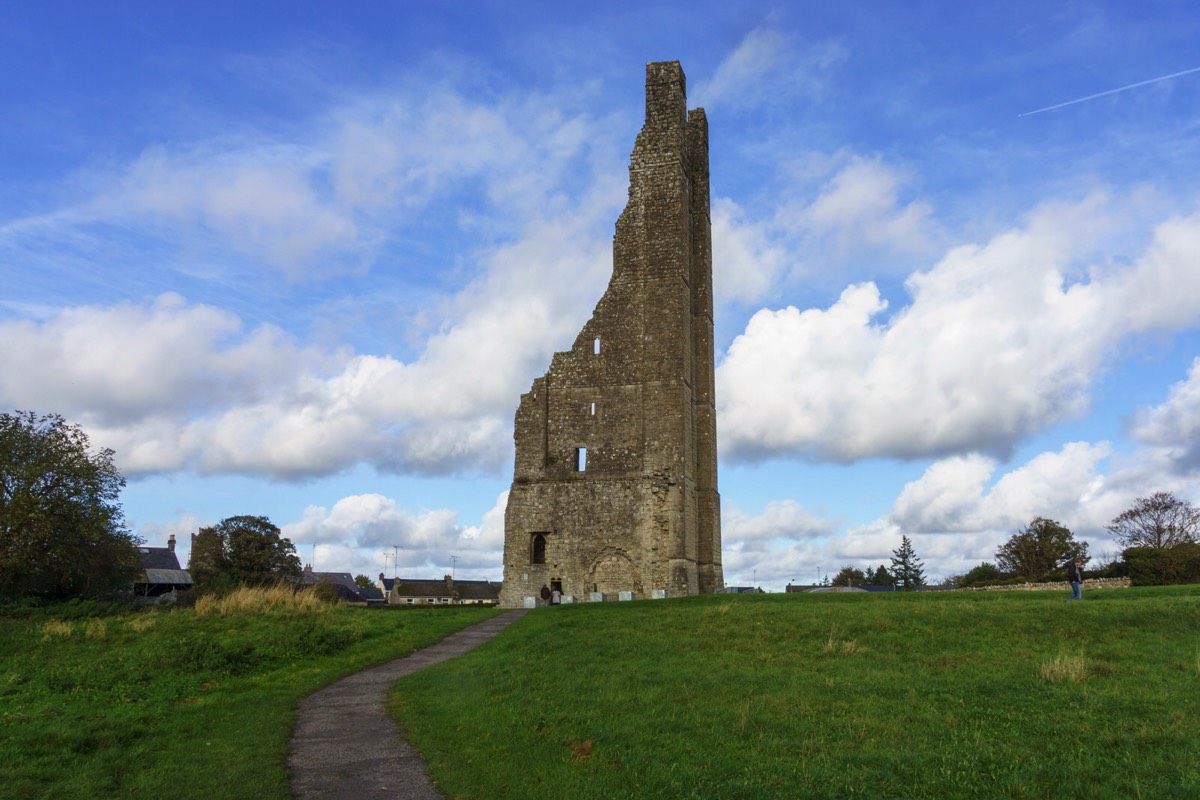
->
xmin=995 ymin=518 xmax=1088 ymax=581
xmin=890 ymin=536 xmax=925 ymax=591
xmin=354 ymin=574 xmax=373 ymax=589
xmin=958 ymin=562 xmax=1004 ymax=587
xmin=831 ymin=566 xmax=868 ymax=587
xmin=869 ymin=564 xmax=892 ymax=585
xmin=0 ymin=411 xmax=141 ymax=599
xmin=188 ymin=515 xmax=301 ymax=589
xmin=1107 ymin=492 xmax=1199 ymax=549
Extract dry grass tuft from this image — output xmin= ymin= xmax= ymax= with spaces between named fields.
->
xmin=823 ymin=626 xmax=865 ymax=656
xmin=40 ymin=620 xmax=73 ymax=640
xmin=84 ymin=620 xmax=106 ymax=639
xmin=1041 ymin=654 xmax=1088 ymax=683
xmin=129 ymin=614 xmax=157 ymax=633
xmin=195 ymin=584 xmax=329 ymax=616
xmin=570 ymin=740 xmax=594 ymax=762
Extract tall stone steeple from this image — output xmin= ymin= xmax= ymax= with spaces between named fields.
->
xmin=499 ymin=61 xmax=721 ymax=606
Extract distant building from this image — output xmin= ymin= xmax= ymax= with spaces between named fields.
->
xmin=134 ymin=534 xmax=192 ymax=598
xmin=379 ymin=573 xmax=501 ymax=606
xmin=299 ymin=566 xmax=373 ymax=603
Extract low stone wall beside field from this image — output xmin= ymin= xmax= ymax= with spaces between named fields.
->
xmin=967 ymin=577 xmax=1131 ymax=592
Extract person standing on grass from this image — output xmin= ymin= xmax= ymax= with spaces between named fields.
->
xmin=1066 ymin=559 xmax=1083 ymax=601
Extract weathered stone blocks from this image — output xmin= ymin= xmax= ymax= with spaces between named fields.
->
xmin=499 ymin=62 xmax=722 ymax=607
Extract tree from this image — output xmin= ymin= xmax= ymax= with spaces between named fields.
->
xmin=0 ymin=411 xmax=141 ymax=599
xmin=353 ymin=574 xmax=373 ymax=589
xmin=188 ymin=515 xmax=301 ymax=589
xmin=995 ymin=518 xmax=1088 ymax=581
xmin=869 ymin=564 xmax=892 ymax=585
xmin=1107 ymin=492 xmax=1199 ymax=549
xmin=958 ymin=562 xmax=1004 ymax=587
xmin=831 ymin=566 xmax=868 ymax=587
xmin=890 ymin=536 xmax=926 ymax=590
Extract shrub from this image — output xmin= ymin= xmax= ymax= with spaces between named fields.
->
xmin=1124 ymin=543 xmax=1200 ymax=586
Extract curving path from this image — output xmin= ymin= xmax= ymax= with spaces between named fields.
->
xmin=289 ymin=609 xmax=527 ymax=799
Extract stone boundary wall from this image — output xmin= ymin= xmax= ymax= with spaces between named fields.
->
xmin=965 ymin=577 xmax=1131 ymax=592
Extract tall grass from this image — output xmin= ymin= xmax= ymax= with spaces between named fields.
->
xmin=193 ymin=583 xmax=331 ymax=615
xmin=0 ymin=595 xmax=500 ymax=800
xmin=391 ymin=586 xmax=1200 ymax=800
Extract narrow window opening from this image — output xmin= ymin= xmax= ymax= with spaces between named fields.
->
xmin=574 ymin=446 xmax=588 ymax=472
xmin=593 ymin=337 xmax=601 ymax=355
xmin=589 ymin=401 xmax=596 ymax=417
xmin=531 ymin=533 xmax=547 ymax=565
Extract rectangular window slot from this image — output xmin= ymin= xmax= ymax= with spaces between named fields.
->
xmin=574 ymin=447 xmax=587 ymax=472
xmin=589 ymin=402 xmax=596 ymax=417
xmin=593 ymin=337 xmax=601 ymax=355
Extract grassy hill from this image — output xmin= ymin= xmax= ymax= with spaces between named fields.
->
xmin=0 ymin=590 xmax=498 ymax=800
xmin=390 ymin=587 xmax=1200 ymax=800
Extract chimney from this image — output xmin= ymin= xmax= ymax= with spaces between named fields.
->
xmin=444 ymin=574 xmax=453 ymax=588
xmin=168 ymin=534 xmax=176 ymax=552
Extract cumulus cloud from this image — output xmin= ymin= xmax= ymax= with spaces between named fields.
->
xmin=718 ymin=199 xmax=1200 ymax=462
xmin=1130 ymin=357 xmax=1200 ymax=474
xmin=282 ymin=491 xmax=507 ymax=579
xmin=723 ymin=499 xmax=839 ymax=545
xmin=797 ymin=155 xmax=934 ymax=254
xmin=711 ymin=197 xmax=789 ymax=304
xmin=889 ymin=443 xmax=1113 ymax=535
xmin=0 ymin=81 xmax=620 ymax=480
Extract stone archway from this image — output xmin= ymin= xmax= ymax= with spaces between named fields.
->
xmin=588 ymin=550 xmax=642 ymax=595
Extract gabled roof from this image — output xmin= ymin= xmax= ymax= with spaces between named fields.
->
xmin=301 ymin=570 xmax=357 ymax=590
xmin=392 ymin=580 xmax=455 ymax=598
xmin=356 ymin=585 xmax=385 ymax=601
xmin=452 ymin=580 xmax=502 ymax=601
xmin=137 ymin=546 xmax=182 ymax=571
xmin=140 ymin=568 xmax=192 ymax=586
xmin=390 ymin=578 xmax=501 ymax=601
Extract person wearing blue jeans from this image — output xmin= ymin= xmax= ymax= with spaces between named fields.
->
xmin=1066 ymin=559 xmax=1083 ymax=600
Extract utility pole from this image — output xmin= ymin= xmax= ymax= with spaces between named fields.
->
xmin=393 ymin=545 xmax=400 ymax=580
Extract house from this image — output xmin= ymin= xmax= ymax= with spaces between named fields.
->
xmin=299 ymin=565 xmax=374 ymax=603
xmin=380 ymin=574 xmax=501 ymax=606
xmin=134 ymin=535 xmax=192 ymax=598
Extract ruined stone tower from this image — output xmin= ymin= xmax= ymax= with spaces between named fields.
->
xmin=499 ymin=61 xmax=722 ymax=606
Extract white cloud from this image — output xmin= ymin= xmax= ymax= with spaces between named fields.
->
xmin=694 ymin=26 xmax=848 ymax=110
xmin=718 ymin=199 xmax=1200 ymax=462
xmin=281 ymin=491 xmax=507 ymax=579
xmin=889 ymin=443 xmax=1113 ymax=535
xmin=797 ymin=155 xmax=934 ymax=254
xmin=0 ymin=80 xmax=624 ymax=480
xmin=1130 ymin=357 xmax=1200 ymax=474
xmin=711 ymin=197 xmax=789 ymax=304
xmin=723 ymin=499 xmax=838 ymax=545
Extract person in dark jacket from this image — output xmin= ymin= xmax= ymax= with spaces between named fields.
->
xmin=1066 ymin=559 xmax=1083 ymax=601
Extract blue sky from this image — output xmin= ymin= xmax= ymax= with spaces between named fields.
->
xmin=3 ymin=1 xmax=1199 ymax=589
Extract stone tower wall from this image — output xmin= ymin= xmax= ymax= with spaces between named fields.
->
xmin=499 ymin=61 xmax=722 ymax=607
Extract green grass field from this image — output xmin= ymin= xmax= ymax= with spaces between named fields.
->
xmin=390 ymin=587 xmax=1200 ymax=800
xmin=0 ymin=596 xmax=498 ymax=800
xmin=3 ymin=588 xmax=1197 ymax=799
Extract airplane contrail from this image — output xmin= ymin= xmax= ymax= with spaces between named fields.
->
xmin=1019 ymin=65 xmax=1200 ymax=117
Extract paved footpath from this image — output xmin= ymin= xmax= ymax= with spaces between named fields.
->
xmin=289 ymin=610 xmax=527 ymax=800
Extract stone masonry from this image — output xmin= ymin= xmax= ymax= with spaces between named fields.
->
xmin=499 ymin=61 xmax=722 ymax=607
